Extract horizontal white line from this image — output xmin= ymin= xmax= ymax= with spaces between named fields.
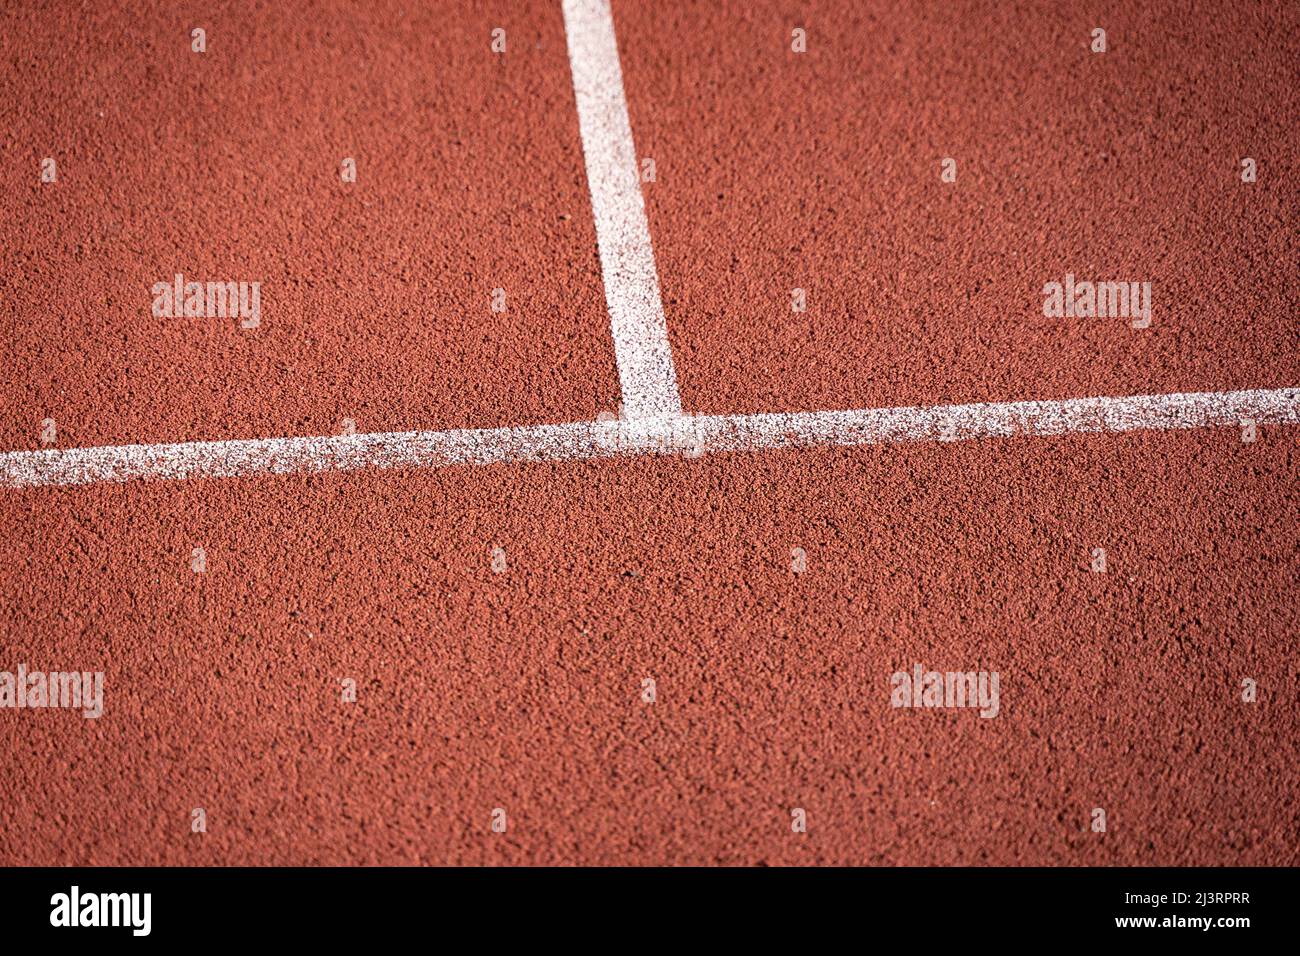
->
xmin=1 ymin=388 xmax=1295 ymax=488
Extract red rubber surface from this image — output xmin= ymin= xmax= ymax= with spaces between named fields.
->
xmin=0 ymin=0 xmax=618 ymax=448
xmin=619 ymin=0 xmax=1299 ymax=413
xmin=1 ymin=1 xmax=1297 ymax=866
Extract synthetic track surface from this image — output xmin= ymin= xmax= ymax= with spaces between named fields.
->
xmin=0 ymin=0 xmax=1296 ymax=865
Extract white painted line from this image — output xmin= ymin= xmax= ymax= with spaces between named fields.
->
xmin=2 ymin=388 xmax=1295 ymax=488
xmin=563 ymin=0 xmax=682 ymax=420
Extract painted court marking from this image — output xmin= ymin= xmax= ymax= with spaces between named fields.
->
xmin=563 ymin=0 xmax=682 ymax=421
xmin=2 ymin=389 xmax=1297 ymax=488
xmin=1 ymin=0 xmax=1297 ymax=489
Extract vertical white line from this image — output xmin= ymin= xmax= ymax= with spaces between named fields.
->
xmin=562 ymin=0 xmax=683 ymax=420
